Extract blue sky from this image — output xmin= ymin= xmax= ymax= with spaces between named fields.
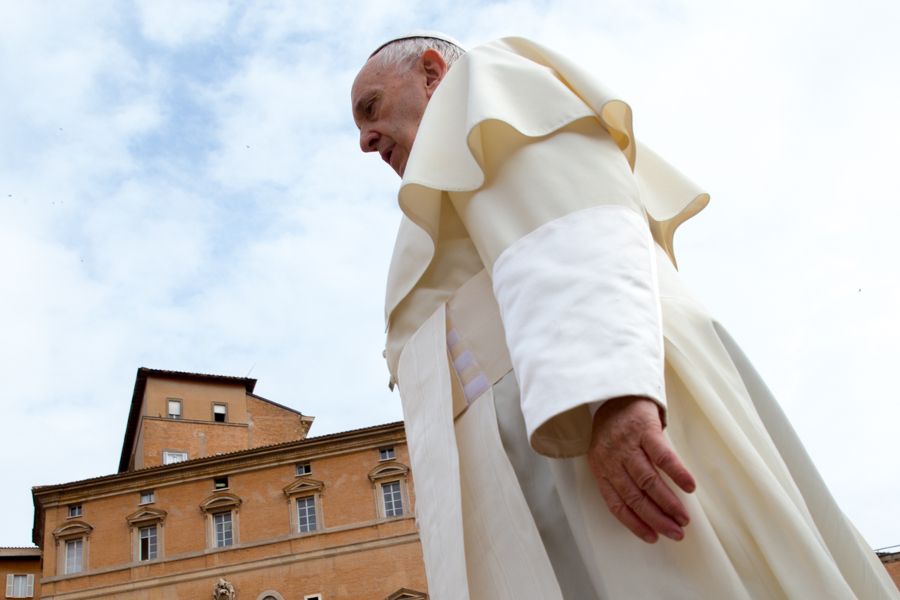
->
xmin=1 ymin=0 xmax=899 ymax=552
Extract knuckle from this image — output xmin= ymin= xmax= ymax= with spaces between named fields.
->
xmin=622 ymin=491 xmax=646 ymax=510
xmin=652 ymin=448 xmax=675 ymax=469
xmin=635 ymin=470 xmax=658 ymax=491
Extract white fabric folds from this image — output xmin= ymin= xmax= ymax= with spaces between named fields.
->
xmin=491 ymin=206 xmax=666 ymax=454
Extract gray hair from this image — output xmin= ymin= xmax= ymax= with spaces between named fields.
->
xmin=371 ymin=37 xmax=466 ymax=71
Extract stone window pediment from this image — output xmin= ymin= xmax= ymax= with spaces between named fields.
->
xmin=199 ymin=492 xmax=242 ymax=514
xmin=282 ymin=477 xmax=325 ymax=498
xmin=52 ymin=520 xmax=93 ymax=542
xmin=386 ymin=588 xmax=428 ymax=600
xmin=126 ymin=507 xmax=167 ymax=528
xmin=368 ymin=462 xmax=410 ymax=483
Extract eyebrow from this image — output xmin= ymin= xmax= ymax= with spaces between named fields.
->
xmin=353 ymin=92 xmax=377 ymax=120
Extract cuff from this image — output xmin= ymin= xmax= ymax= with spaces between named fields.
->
xmin=491 ymin=205 xmax=666 ymax=457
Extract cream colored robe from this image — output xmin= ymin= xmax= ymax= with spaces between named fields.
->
xmin=384 ymin=37 xmax=898 ymax=599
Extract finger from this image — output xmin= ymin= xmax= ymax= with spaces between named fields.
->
xmin=595 ymin=477 xmax=658 ymax=544
xmin=642 ymin=430 xmax=696 ymax=494
xmin=624 ymin=451 xmax=690 ymax=528
xmin=606 ymin=465 xmax=685 ymax=541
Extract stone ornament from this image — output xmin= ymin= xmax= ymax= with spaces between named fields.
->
xmin=213 ymin=578 xmax=235 ymax=600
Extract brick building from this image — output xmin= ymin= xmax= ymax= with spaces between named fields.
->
xmin=2 ymin=548 xmax=41 ymax=599
xmin=25 ymin=368 xmax=428 ymax=599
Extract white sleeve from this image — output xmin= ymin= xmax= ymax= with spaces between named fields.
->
xmin=491 ymin=204 xmax=666 ymax=455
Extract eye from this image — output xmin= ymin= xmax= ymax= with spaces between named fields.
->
xmin=365 ymin=97 xmax=377 ymax=118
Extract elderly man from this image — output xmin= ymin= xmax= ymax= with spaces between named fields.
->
xmin=351 ymin=33 xmax=897 ymax=599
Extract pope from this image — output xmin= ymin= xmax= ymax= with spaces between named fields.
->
xmin=351 ymin=32 xmax=898 ymax=599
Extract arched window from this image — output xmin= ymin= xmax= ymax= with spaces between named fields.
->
xmin=283 ymin=478 xmax=325 ymax=534
xmin=199 ymin=492 xmax=242 ymax=549
xmin=52 ymin=520 xmax=93 ymax=576
xmin=126 ymin=507 xmax=167 ymax=562
xmin=368 ymin=462 xmax=411 ymax=519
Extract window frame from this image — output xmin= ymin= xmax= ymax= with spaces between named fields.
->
xmin=139 ymin=490 xmax=155 ymax=504
xmin=295 ymin=495 xmax=318 ymax=533
xmin=199 ymin=492 xmax=242 ymax=550
xmin=368 ymin=462 xmax=411 ymax=520
xmin=52 ymin=520 xmax=92 ymax=577
xmin=126 ymin=506 xmax=167 ymax=563
xmin=5 ymin=573 xmax=35 ymax=598
xmin=378 ymin=447 xmax=396 ymax=461
xmin=166 ymin=398 xmax=182 ymax=419
xmin=381 ymin=480 xmax=404 ymax=518
xmin=212 ymin=511 xmax=234 ymax=548
xmin=138 ymin=524 xmax=158 ymax=560
xmin=212 ymin=402 xmax=227 ymax=423
xmin=295 ymin=462 xmax=312 ymax=476
xmin=67 ymin=504 xmax=82 ymax=518
xmin=162 ymin=450 xmax=188 ymax=465
xmin=65 ymin=539 xmax=83 ymax=574
xmin=283 ymin=478 xmax=325 ymax=535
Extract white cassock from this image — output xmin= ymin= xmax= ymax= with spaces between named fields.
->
xmin=383 ymin=37 xmax=898 ymax=599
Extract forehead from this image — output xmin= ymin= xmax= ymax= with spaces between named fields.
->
xmin=351 ymin=58 xmax=387 ymax=99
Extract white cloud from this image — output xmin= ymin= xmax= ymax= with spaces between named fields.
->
xmin=135 ymin=0 xmax=234 ymax=47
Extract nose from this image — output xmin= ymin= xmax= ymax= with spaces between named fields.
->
xmin=359 ymin=127 xmax=379 ymax=153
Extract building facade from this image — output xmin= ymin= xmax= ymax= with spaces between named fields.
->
xmin=2 ymin=548 xmax=41 ymax=599
xmin=28 ymin=368 xmax=428 ymax=600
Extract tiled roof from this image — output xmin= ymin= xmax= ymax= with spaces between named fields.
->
xmin=0 ymin=547 xmax=41 ymax=557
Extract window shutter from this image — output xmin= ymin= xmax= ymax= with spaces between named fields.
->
xmin=26 ymin=574 xmax=34 ymax=596
xmin=6 ymin=574 xmax=14 ymax=596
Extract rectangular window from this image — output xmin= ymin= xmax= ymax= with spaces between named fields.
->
xmin=382 ymin=481 xmax=403 ymax=517
xmin=139 ymin=490 xmax=154 ymax=504
xmin=167 ymin=398 xmax=182 ymax=419
xmin=297 ymin=496 xmax=317 ymax=533
xmin=163 ymin=451 xmax=188 ymax=465
xmin=65 ymin=538 xmax=83 ymax=574
xmin=139 ymin=525 xmax=158 ymax=560
xmin=5 ymin=574 xmax=34 ymax=598
xmin=379 ymin=447 xmax=395 ymax=461
xmin=213 ymin=403 xmax=227 ymax=422
xmin=68 ymin=504 xmax=82 ymax=518
xmin=213 ymin=511 xmax=233 ymax=547
xmin=295 ymin=462 xmax=311 ymax=476
xmin=213 ymin=476 xmax=229 ymax=490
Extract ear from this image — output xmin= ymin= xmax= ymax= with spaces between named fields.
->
xmin=420 ymin=48 xmax=448 ymax=98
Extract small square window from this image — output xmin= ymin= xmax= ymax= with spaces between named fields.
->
xmin=68 ymin=504 xmax=82 ymax=518
xmin=167 ymin=398 xmax=182 ymax=419
xmin=304 ymin=595 xmax=322 ymax=600
xmin=213 ymin=476 xmax=229 ymax=490
xmin=163 ymin=451 xmax=188 ymax=465
xmin=379 ymin=447 xmax=395 ymax=461
xmin=139 ymin=490 xmax=155 ymax=504
xmin=296 ymin=462 xmax=311 ymax=476
xmin=213 ymin=403 xmax=227 ymax=423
